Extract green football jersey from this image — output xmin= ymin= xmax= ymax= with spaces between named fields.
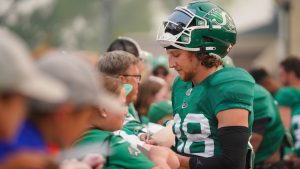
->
xmin=253 ymin=84 xmax=285 ymax=163
xmin=115 ymin=111 xmax=146 ymax=147
xmin=171 ymin=67 xmax=255 ymax=157
xmin=275 ymin=87 xmax=300 ymax=156
xmin=120 ymin=104 xmax=146 ymax=137
xmin=122 ymin=113 xmax=145 ymax=136
xmin=77 ymin=129 xmax=154 ymax=169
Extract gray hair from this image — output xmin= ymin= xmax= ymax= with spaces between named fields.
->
xmin=98 ymin=50 xmax=139 ymax=76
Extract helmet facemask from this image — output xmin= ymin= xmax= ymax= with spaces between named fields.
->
xmin=157 ymin=7 xmax=209 ymax=52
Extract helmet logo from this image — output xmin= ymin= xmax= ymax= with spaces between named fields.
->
xmin=220 ymin=12 xmax=228 ymax=26
xmin=204 ymin=8 xmax=235 ymax=31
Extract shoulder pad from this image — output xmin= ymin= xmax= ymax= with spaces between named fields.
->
xmin=209 ymin=68 xmax=255 ymax=87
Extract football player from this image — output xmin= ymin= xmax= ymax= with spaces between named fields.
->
xmin=275 ymin=57 xmax=300 ymax=168
xmin=251 ymin=84 xmax=287 ymax=169
xmin=157 ymin=1 xmax=255 ymax=169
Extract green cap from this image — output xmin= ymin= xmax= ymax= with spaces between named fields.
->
xmin=148 ymin=100 xmax=173 ymax=123
xmin=124 ymin=83 xmax=133 ymax=96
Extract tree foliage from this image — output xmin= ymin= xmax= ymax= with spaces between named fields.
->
xmin=0 ymin=0 xmax=152 ymax=52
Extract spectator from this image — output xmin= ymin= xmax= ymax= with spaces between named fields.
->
xmin=76 ymin=74 xmax=178 ymax=169
xmin=151 ymin=55 xmax=177 ymax=91
xmin=107 ymin=37 xmax=141 ymax=58
xmin=15 ymin=51 xmax=123 ymax=152
xmin=251 ymin=85 xmax=287 ymax=169
xmin=0 ymin=27 xmax=67 ymax=169
xmin=98 ymin=51 xmax=142 ymax=123
xmin=135 ymin=76 xmax=170 ymax=124
xmin=148 ymin=100 xmax=173 ymax=125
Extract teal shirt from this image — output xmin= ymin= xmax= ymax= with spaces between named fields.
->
xmin=253 ymin=84 xmax=285 ymax=163
xmin=140 ymin=115 xmax=150 ymax=125
xmin=128 ymin=103 xmax=140 ymax=122
xmin=275 ymin=87 xmax=300 ymax=156
xmin=171 ymin=67 xmax=255 ymax=157
xmin=77 ymin=129 xmax=154 ymax=169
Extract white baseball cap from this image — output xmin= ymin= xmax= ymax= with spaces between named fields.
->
xmin=37 ymin=50 xmax=125 ymax=113
xmin=0 ymin=27 xmax=67 ymax=103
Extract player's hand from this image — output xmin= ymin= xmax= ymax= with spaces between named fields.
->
xmin=165 ymin=148 xmax=180 ymax=169
xmin=149 ymin=121 xmax=175 ymax=147
xmin=149 ymin=146 xmax=170 ymax=169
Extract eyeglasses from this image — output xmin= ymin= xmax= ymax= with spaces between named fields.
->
xmin=120 ymin=74 xmax=142 ymax=81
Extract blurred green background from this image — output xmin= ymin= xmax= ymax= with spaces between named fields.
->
xmin=1 ymin=0 xmax=299 ymax=72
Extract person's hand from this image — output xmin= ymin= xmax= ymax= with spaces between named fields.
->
xmin=149 ymin=146 xmax=170 ymax=169
xmin=165 ymin=148 xmax=180 ymax=169
xmin=82 ymin=153 xmax=104 ymax=169
xmin=150 ymin=121 xmax=175 ymax=147
xmin=139 ymin=133 xmax=157 ymax=145
xmin=1 ymin=151 xmax=58 ymax=169
xmin=176 ymin=154 xmax=190 ymax=169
